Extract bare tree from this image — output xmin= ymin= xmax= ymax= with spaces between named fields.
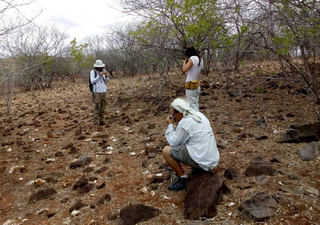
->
xmin=0 ymin=0 xmax=41 ymax=115
xmin=1 ymin=23 xmax=70 ymax=91
xmin=0 ymin=0 xmax=41 ymax=36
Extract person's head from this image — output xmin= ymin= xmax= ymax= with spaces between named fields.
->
xmin=171 ymin=108 xmax=183 ymax=123
xmin=185 ymin=46 xmax=201 ymax=66
xmin=171 ymin=98 xmax=202 ymax=123
xmin=171 ymin=98 xmax=190 ymax=123
xmin=185 ymin=46 xmax=198 ymax=58
xmin=94 ymin=60 xmax=105 ymax=71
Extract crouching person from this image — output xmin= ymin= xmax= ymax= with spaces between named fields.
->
xmin=162 ymin=98 xmax=219 ymax=191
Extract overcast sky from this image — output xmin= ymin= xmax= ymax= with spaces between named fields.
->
xmin=21 ymin=0 xmax=130 ymax=41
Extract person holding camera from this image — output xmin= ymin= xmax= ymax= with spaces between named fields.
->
xmin=183 ymin=46 xmax=203 ymax=111
xmin=90 ymin=60 xmax=110 ymax=126
xmin=162 ymin=98 xmax=219 ymax=191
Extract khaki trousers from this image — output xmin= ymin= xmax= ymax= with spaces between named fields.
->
xmin=92 ymin=92 xmax=107 ymax=124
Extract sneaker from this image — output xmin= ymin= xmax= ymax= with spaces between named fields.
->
xmin=168 ymin=177 xmax=188 ymax=191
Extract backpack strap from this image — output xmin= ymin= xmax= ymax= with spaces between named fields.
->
xmin=92 ymin=70 xmax=98 ymax=92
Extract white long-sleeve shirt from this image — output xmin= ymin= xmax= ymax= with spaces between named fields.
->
xmin=90 ymin=69 xmax=110 ymax=93
xmin=165 ymin=112 xmax=219 ymax=171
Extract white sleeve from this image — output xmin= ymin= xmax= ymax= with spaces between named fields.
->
xmin=90 ymin=70 xmax=100 ymax=84
xmin=165 ymin=124 xmax=190 ymax=146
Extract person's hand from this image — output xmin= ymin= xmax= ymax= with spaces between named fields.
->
xmin=99 ymin=72 xmax=104 ymax=76
xmin=166 ymin=115 xmax=174 ymax=125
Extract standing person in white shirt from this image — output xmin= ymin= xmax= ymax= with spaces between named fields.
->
xmin=90 ymin=60 xmax=110 ymax=126
xmin=162 ymin=98 xmax=219 ymax=191
xmin=183 ymin=46 xmax=203 ymax=111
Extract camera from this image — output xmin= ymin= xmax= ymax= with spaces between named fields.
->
xmin=169 ymin=112 xmax=175 ymax=119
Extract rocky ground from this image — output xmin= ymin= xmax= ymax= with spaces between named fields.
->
xmin=0 ymin=61 xmax=320 ymax=225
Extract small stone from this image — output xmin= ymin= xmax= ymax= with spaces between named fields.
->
xmin=79 ymin=184 xmax=94 ymax=194
xmin=278 ymin=170 xmax=286 ymax=175
xmin=217 ymin=142 xmax=227 ymax=149
xmin=73 ymin=177 xmax=89 ymax=189
xmin=234 ymin=127 xmax=244 ymax=133
xmin=270 ymin=156 xmax=282 ymax=163
xmin=107 ymin=210 xmax=118 ymax=220
xmin=0 ymin=166 xmax=6 ymax=173
xmin=224 ymin=167 xmax=241 ymax=180
xmin=141 ymin=159 xmax=149 ymax=168
xmin=70 ymin=157 xmax=93 ymax=169
xmin=34 ymin=178 xmax=46 ymax=186
xmin=28 ymin=188 xmax=57 ymax=204
xmin=46 ymin=209 xmax=57 ymax=218
xmin=255 ymin=135 xmax=268 ymax=140
xmin=103 ymin=157 xmax=111 ymax=164
xmin=71 ymin=210 xmax=79 ymax=216
xmin=96 ymin=193 xmax=111 ymax=205
xmin=69 ymin=201 xmax=87 ymax=213
xmin=287 ymin=173 xmax=300 ymax=180
xmin=306 ymin=188 xmax=319 ymax=196
xmin=55 ymin=151 xmax=64 ymax=157
xmin=237 ymin=182 xmax=252 ymax=190
xmin=147 ymin=152 xmax=157 ymax=158
xmin=96 ymin=181 xmax=105 ymax=189
xmin=256 ymin=175 xmax=268 ymax=185
xmin=293 ymin=187 xmax=303 ymax=195
xmin=94 ymin=166 xmax=108 ymax=174
xmin=83 ymin=166 xmax=94 ymax=173
xmin=69 ymin=147 xmax=78 ymax=154
xmin=273 ymin=191 xmax=290 ymax=205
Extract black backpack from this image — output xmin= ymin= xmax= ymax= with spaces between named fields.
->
xmin=89 ymin=70 xmax=98 ymax=92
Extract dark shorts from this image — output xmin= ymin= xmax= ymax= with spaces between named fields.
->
xmin=169 ymin=145 xmax=202 ymax=170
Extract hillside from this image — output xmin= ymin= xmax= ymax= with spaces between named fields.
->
xmin=0 ymin=62 xmax=319 ymax=225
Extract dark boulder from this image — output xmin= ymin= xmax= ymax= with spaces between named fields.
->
xmin=297 ymin=142 xmax=320 ymax=161
xmin=224 ymin=167 xmax=241 ymax=180
xmin=68 ymin=201 xmax=87 ymax=213
xmin=119 ymin=203 xmax=160 ymax=225
xmin=28 ymin=188 xmax=57 ymax=204
xmin=277 ymin=123 xmax=320 ymax=143
xmin=238 ymin=191 xmax=278 ymax=222
xmin=70 ymin=156 xmax=93 ymax=169
xmin=245 ymin=163 xmax=277 ymax=177
xmin=184 ymin=172 xmax=229 ymax=220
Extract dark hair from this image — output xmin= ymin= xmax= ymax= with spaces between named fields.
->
xmin=185 ymin=46 xmax=201 ymax=66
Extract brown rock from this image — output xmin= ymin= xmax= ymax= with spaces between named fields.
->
xmin=28 ymin=188 xmax=57 ymax=204
xmin=119 ymin=203 xmax=160 ymax=225
xmin=69 ymin=201 xmax=87 ymax=213
xmin=70 ymin=157 xmax=93 ymax=169
xmin=73 ymin=177 xmax=89 ymax=189
xmin=245 ymin=164 xmax=277 ymax=177
xmin=46 ymin=209 xmax=57 ymax=218
xmin=79 ymin=184 xmax=94 ymax=194
xmin=94 ymin=166 xmax=108 ymax=174
xmin=224 ymin=167 xmax=241 ymax=180
xmin=184 ymin=172 xmax=229 ymax=220
xmin=96 ymin=193 xmax=111 ymax=206
xmin=0 ymin=166 xmax=6 ymax=173
xmin=107 ymin=210 xmax=118 ymax=220
xmin=238 ymin=191 xmax=278 ymax=222
xmin=96 ymin=181 xmax=105 ymax=189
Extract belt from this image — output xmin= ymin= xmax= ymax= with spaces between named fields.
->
xmin=185 ymin=80 xmax=200 ymax=90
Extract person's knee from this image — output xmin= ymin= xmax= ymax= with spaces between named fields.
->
xmin=162 ymin=146 xmax=170 ymax=157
